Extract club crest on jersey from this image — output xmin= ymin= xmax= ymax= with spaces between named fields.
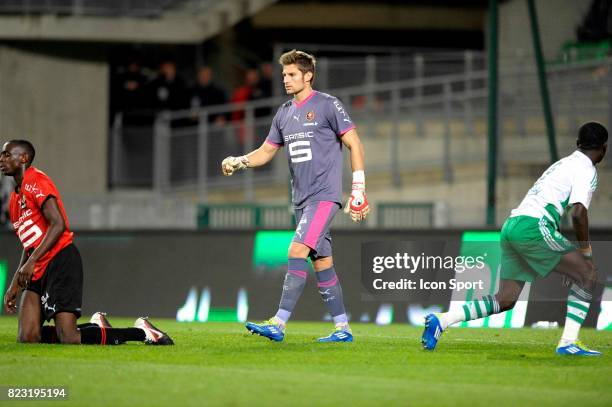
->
xmin=20 ymin=195 xmax=26 ymax=209
xmin=303 ymin=111 xmax=318 ymax=126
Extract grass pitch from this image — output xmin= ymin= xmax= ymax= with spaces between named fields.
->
xmin=0 ymin=316 xmax=610 ymax=406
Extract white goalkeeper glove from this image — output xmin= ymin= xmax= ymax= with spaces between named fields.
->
xmin=344 ymin=170 xmax=370 ymax=223
xmin=221 ymin=156 xmax=249 ymax=176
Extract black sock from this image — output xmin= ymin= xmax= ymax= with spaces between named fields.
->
xmin=79 ymin=326 xmax=146 ymax=345
xmin=41 ymin=325 xmax=101 ymax=343
xmin=40 ymin=325 xmax=58 ymax=343
xmin=41 ymin=323 xmax=98 ymax=343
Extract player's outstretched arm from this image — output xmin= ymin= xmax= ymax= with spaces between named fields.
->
xmin=341 ymin=129 xmax=370 ymax=222
xmin=221 ymin=141 xmax=279 ymax=176
xmin=16 ymin=197 xmax=66 ymax=287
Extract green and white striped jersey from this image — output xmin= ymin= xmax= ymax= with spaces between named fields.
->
xmin=510 ymin=150 xmax=598 ymax=228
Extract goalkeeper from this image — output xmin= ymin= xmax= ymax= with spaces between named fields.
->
xmin=222 ymin=49 xmax=368 ymax=342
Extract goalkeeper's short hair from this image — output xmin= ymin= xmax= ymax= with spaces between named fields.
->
xmin=279 ymin=49 xmax=316 ymax=85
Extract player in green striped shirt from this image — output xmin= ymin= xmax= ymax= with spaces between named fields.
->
xmin=423 ymin=122 xmax=608 ymax=355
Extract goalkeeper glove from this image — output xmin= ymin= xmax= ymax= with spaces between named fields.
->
xmin=221 ymin=156 xmax=249 ymax=176
xmin=344 ymin=170 xmax=370 ymax=223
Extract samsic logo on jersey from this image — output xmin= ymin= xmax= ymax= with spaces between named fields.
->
xmin=13 ymin=209 xmax=33 ymax=230
xmin=284 ymin=131 xmax=314 ymax=142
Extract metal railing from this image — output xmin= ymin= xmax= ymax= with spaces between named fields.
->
xmin=377 ymin=203 xmax=435 ymax=230
xmin=110 ymin=57 xmax=612 ymax=201
xmin=272 ymin=44 xmax=486 ymax=96
xmin=60 ymin=193 xmax=196 ymax=229
xmin=196 ymin=203 xmax=436 ymax=230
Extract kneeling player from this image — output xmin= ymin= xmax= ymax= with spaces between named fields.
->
xmin=1 ymin=140 xmax=172 ymax=345
xmin=422 ymin=122 xmax=607 ymax=356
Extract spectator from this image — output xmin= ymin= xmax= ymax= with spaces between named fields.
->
xmin=112 ymin=55 xmax=149 ymax=125
xmin=117 ymin=56 xmax=148 ymax=112
xmin=190 ymin=66 xmax=227 ymax=124
xmin=231 ymin=68 xmax=260 ymax=144
xmin=147 ymin=59 xmax=190 ymax=126
xmin=147 ymin=60 xmax=189 ymax=111
xmin=231 ymin=68 xmax=260 ymax=112
xmin=258 ymin=62 xmax=274 ymax=99
xmin=249 ymin=62 xmax=275 ymax=149
xmin=253 ymin=62 xmax=275 ymax=119
xmin=188 ymin=66 xmax=232 ymax=178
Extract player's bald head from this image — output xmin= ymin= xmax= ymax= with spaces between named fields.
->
xmin=7 ymin=139 xmax=35 ymax=165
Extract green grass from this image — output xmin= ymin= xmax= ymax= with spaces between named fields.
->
xmin=0 ymin=316 xmax=610 ymax=406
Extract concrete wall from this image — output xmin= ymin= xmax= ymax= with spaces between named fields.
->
xmin=0 ymin=43 xmax=108 ymax=194
xmin=0 ymin=0 xmax=279 ymax=44
xmin=498 ymin=0 xmax=592 ymax=66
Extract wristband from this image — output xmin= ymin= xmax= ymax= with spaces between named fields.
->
xmin=352 ymin=170 xmax=365 ymax=188
xmin=579 ymin=246 xmax=593 ymax=258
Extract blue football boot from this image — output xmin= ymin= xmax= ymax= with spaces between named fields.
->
xmin=422 ymin=313 xmax=444 ymax=350
xmin=245 ymin=319 xmax=285 ymax=342
xmin=556 ymin=340 xmax=602 ymax=356
xmin=317 ymin=326 xmax=353 ymax=343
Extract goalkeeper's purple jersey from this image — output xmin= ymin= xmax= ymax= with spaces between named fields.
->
xmin=266 ymin=91 xmax=356 ymax=208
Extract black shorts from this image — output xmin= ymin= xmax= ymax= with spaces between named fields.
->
xmin=26 ymin=244 xmax=83 ymax=322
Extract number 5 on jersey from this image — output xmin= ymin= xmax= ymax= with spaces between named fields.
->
xmin=18 ymin=219 xmax=43 ymax=248
xmin=289 ymin=141 xmax=312 ymax=163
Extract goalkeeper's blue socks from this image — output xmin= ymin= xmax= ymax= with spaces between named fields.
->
xmin=315 ymin=266 xmax=349 ymax=327
xmin=245 ymin=257 xmax=308 ymax=341
xmin=274 ymin=258 xmax=309 ymax=325
xmin=315 ymin=266 xmax=352 ymax=343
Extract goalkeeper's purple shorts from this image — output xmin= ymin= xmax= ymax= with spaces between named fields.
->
xmin=293 ymin=201 xmax=340 ymax=259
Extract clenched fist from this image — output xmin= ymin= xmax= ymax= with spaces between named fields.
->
xmin=221 ymin=156 xmax=249 ymax=176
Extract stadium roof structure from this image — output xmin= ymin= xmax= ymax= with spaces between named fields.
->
xmin=0 ymin=0 xmax=279 ymax=43
xmin=0 ymin=0 xmax=189 ymax=18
